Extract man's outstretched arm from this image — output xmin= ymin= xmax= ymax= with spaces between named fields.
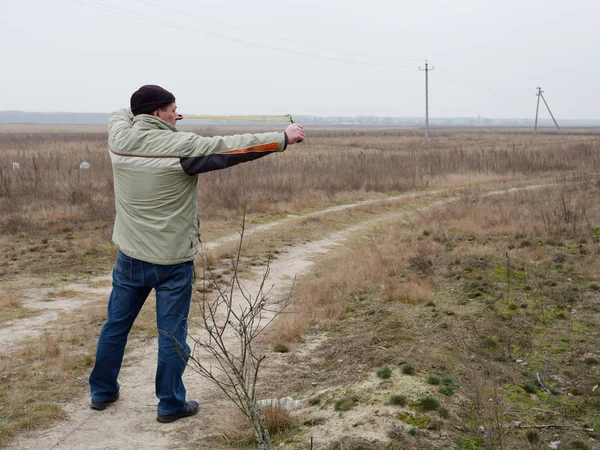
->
xmin=180 ymin=122 xmax=305 ymax=175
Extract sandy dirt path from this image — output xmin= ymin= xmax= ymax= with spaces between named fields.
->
xmin=0 ymin=277 xmax=111 ymax=355
xmin=4 ymin=183 xmax=554 ymax=450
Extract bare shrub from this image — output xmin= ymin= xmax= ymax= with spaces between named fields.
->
xmin=454 ymin=312 xmax=534 ymax=361
xmin=537 ymin=186 xmax=593 ymax=239
xmin=186 ymin=216 xmax=296 ymax=449
xmin=407 ymin=242 xmax=438 ymax=275
xmin=464 ymin=365 xmax=508 ymax=450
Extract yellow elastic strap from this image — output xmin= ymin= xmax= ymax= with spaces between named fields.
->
xmin=179 ymin=114 xmax=293 ymax=123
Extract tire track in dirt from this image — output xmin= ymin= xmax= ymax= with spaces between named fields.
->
xmin=201 ymin=189 xmax=451 ymax=251
xmin=5 ymin=182 xmax=556 ymax=450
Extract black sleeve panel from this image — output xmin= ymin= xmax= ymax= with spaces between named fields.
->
xmin=180 ymin=151 xmax=276 ymax=175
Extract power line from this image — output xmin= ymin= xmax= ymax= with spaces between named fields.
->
xmin=132 ymin=0 xmax=422 ymax=62
xmin=69 ymin=0 xmax=419 ymax=69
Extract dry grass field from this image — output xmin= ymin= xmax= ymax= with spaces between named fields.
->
xmin=1 ymin=125 xmax=600 ymax=449
xmin=267 ymin=182 xmax=600 ymax=449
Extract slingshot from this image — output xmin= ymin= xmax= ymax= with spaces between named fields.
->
xmin=177 ymin=114 xmax=298 ymax=123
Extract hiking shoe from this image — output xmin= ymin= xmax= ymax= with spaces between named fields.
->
xmin=157 ymin=401 xmax=199 ymax=423
xmin=90 ymin=391 xmax=120 ymax=411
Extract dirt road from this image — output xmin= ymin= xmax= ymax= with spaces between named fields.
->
xmin=4 ymin=182 xmax=553 ymax=449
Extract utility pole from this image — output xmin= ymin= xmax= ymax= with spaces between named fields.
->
xmin=534 ymin=87 xmax=542 ymax=132
xmin=419 ymin=60 xmax=434 ymax=142
xmin=534 ymin=87 xmax=559 ymax=132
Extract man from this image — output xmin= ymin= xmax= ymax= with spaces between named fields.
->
xmin=89 ymin=85 xmax=304 ymax=423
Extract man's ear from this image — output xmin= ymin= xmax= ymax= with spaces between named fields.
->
xmin=152 ymin=109 xmax=160 ymax=117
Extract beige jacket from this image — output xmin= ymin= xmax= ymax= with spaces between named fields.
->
xmin=108 ymin=108 xmax=286 ymax=264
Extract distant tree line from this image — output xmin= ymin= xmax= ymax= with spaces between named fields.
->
xmin=1 ymin=111 xmax=598 ymax=127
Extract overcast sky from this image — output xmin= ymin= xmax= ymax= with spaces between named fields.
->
xmin=1 ymin=0 xmax=599 ymax=119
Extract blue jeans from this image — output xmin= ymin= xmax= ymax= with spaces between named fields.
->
xmin=89 ymin=251 xmax=194 ymax=415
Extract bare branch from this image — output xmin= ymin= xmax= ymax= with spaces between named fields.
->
xmin=180 ymin=209 xmax=294 ymax=449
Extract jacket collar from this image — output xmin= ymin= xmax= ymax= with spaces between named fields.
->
xmin=133 ymin=114 xmax=178 ymax=132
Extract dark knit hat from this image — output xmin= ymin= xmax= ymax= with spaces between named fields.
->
xmin=130 ymin=85 xmax=176 ymax=116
